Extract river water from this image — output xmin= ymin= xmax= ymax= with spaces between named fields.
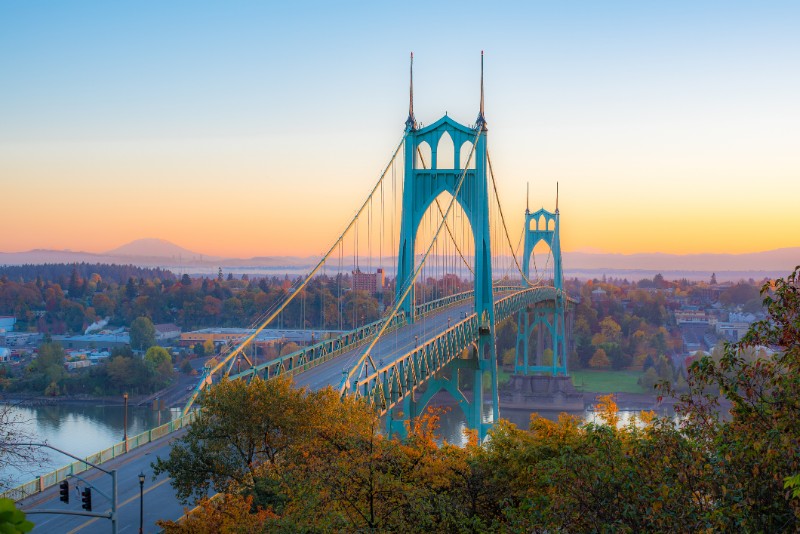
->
xmin=0 ymin=399 xmax=669 ymax=489
xmin=0 ymin=403 xmax=179 ymax=489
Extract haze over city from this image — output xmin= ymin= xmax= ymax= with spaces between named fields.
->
xmin=2 ymin=1 xmax=798 ymax=259
xmin=4 ymin=3 xmax=800 ymax=532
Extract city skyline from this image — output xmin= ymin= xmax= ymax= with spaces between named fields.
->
xmin=2 ymin=1 xmax=798 ymax=258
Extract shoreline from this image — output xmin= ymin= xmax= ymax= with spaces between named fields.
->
xmin=0 ymin=393 xmax=155 ymax=408
xmin=2 ymin=389 xmax=680 ymax=412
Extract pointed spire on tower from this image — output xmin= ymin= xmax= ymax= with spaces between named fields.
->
xmin=555 ymin=182 xmax=559 ymax=213
xmin=405 ymin=52 xmax=417 ymax=132
xmin=476 ymin=51 xmax=487 ymax=130
xmin=526 ymin=182 xmax=530 ymax=214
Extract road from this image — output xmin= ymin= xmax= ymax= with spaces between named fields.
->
xmin=294 ymin=300 xmax=479 ymax=391
xmin=19 ymin=432 xmax=189 ymax=533
xmin=19 ymin=300 xmax=490 ymax=532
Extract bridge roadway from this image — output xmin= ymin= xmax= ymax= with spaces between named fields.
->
xmin=20 ymin=297 xmax=500 ymax=532
xmin=292 ymin=298 xmax=483 ymax=391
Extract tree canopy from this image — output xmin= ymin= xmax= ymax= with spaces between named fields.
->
xmin=154 ymin=268 xmax=800 ymax=532
xmin=129 ymin=316 xmax=156 ymax=351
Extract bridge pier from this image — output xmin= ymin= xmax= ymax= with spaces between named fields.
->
xmin=386 ymin=347 xmax=496 ymax=442
xmin=499 ymin=374 xmax=583 ymax=412
xmin=515 ymin=299 xmax=568 ymax=376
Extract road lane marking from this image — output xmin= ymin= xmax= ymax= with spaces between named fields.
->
xmin=64 ymin=477 xmax=172 ymax=534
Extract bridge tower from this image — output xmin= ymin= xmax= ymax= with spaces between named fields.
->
xmin=515 ymin=189 xmax=568 ymax=375
xmin=391 ymin=53 xmax=498 ymax=440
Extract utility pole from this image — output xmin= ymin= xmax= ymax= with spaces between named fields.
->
xmin=16 ymin=443 xmax=118 ymax=534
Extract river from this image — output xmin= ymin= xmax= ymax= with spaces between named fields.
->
xmin=0 ymin=398 xmax=670 ymax=489
xmin=0 ymin=403 xmax=179 ymax=489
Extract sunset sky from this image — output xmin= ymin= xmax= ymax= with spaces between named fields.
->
xmin=1 ymin=1 xmax=798 ymax=259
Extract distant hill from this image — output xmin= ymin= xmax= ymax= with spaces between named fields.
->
xmin=563 ymin=247 xmax=800 ymax=272
xmin=105 ymin=238 xmax=220 ymax=261
xmin=559 ymin=247 xmax=800 ymax=281
xmin=0 ymin=238 xmax=221 ymax=267
xmin=1 ymin=240 xmax=797 ymax=281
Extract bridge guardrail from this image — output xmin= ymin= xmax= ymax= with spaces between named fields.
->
xmin=6 ymin=287 xmax=533 ymax=503
xmin=6 ymin=290 xmax=472 ymax=502
xmin=3 ymin=410 xmax=197 ymax=503
xmin=225 ymin=289 xmax=485 ymax=384
xmin=351 ymin=286 xmax=566 ymax=413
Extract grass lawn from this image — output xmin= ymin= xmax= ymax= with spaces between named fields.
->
xmin=570 ymin=370 xmax=645 ymax=394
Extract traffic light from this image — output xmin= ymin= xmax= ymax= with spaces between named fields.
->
xmin=81 ymin=487 xmax=92 ymax=511
xmin=59 ymin=480 xmax=69 ymax=504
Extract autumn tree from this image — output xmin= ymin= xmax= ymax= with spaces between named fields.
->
xmin=0 ymin=407 xmax=48 ymax=492
xmin=588 ymin=348 xmax=610 ymax=369
xmin=669 ymin=266 xmax=800 ymax=531
xmin=152 ymin=376 xmax=317 ymax=503
xmin=27 ymin=342 xmax=67 ymax=395
xmin=144 ymin=346 xmax=174 ymax=386
xmin=157 ymin=494 xmax=274 ymax=533
xmin=279 ymin=342 xmax=300 ymax=357
xmin=129 ymin=316 xmax=155 ymax=351
xmin=104 ymin=355 xmax=151 ymax=394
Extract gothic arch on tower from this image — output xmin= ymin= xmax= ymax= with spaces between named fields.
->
xmin=389 ymin=52 xmax=498 ymax=441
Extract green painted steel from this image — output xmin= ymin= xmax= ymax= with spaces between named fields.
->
xmin=515 ymin=204 xmax=569 ymax=376
xmin=392 ymin=98 xmax=498 ymax=439
xmin=354 ymin=287 xmax=560 ymax=440
xmin=202 ymin=289 xmax=495 ymax=387
xmin=3 ymin=411 xmax=197 ymax=503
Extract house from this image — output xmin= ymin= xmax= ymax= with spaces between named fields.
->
xmin=154 ymin=323 xmax=181 ymax=342
xmin=590 ymin=288 xmax=608 ymax=304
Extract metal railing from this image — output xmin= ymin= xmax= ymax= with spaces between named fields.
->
xmin=5 ymin=286 xmax=545 ymax=503
xmin=223 ymin=289 xmax=485 ymax=384
xmin=2 ymin=411 xmax=197 ymax=502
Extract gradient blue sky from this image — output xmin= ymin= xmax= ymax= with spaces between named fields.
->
xmin=1 ymin=1 xmax=798 ymax=257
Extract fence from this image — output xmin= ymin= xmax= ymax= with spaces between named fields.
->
xmin=2 ymin=410 xmax=197 ymax=502
xmin=5 ymin=290 xmax=486 ymax=503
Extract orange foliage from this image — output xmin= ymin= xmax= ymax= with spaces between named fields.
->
xmin=157 ymin=494 xmax=275 ymax=533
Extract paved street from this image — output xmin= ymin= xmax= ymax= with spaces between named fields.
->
xmin=19 ymin=301 xmax=485 ymax=532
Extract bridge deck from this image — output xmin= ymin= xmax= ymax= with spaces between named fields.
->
xmin=294 ymin=299 xmax=479 ymax=391
xmin=21 ymin=288 xmax=567 ymax=531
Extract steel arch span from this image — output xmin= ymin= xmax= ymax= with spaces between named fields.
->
xmin=182 ymin=53 xmax=574 ymax=443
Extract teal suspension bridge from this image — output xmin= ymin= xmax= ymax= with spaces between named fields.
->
xmin=183 ymin=53 xmax=575 ymax=440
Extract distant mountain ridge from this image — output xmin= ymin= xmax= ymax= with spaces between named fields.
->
xmin=1 ymin=239 xmax=797 ymax=278
xmin=563 ymin=247 xmax=800 ymax=272
xmin=105 ymin=238 xmax=216 ymax=259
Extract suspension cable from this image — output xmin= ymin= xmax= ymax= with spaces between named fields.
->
xmin=416 ymin=146 xmax=476 ymax=276
xmin=199 ymin=133 xmax=409 ymax=383
xmin=487 ymin=148 xmax=533 ymax=286
xmin=341 ymin=127 xmax=482 ymax=393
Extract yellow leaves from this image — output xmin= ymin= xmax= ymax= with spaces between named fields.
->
xmin=638 ymin=410 xmax=656 ymax=426
xmin=158 ymin=494 xmax=275 ymax=533
xmin=589 ymin=348 xmax=611 ymax=369
xmin=595 ymin=393 xmax=619 ymax=428
xmin=463 ymin=427 xmax=480 ymax=449
xmin=652 ymin=500 xmax=663 ymax=513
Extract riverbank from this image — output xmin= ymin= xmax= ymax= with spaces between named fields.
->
xmin=1 ymin=392 xmax=157 ymax=408
xmin=2 ymin=386 xmax=678 ymax=412
xmin=585 ymin=391 xmax=678 ymax=410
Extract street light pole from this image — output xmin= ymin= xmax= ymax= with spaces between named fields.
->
xmin=123 ymin=392 xmax=129 ymax=453
xmin=17 ymin=443 xmax=118 ymax=534
xmin=138 ymin=472 xmax=145 ymax=534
